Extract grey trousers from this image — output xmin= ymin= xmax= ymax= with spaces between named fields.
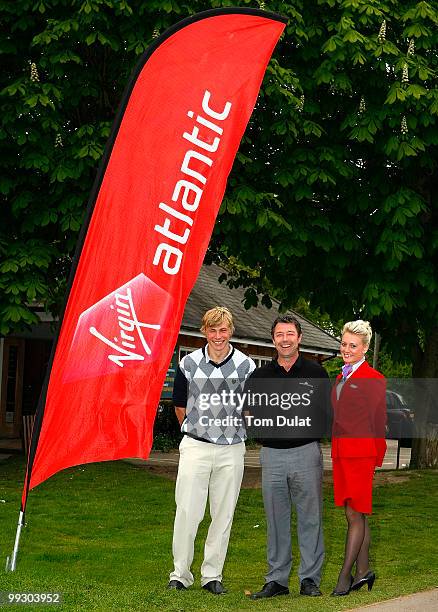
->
xmin=260 ymin=442 xmax=324 ymax=587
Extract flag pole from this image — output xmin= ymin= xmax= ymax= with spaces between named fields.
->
xmin=6 ymin=510 xmax=25 ymax=572
xmin=6 ymin=385 xmax=46 ymax=572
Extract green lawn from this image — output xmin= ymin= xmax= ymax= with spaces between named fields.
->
xmin=0 ymin=456 xmax=437 ymax=611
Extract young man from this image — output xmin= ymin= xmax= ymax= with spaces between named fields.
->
xmin=168 ymin=306 xmax=255 ymax=594
xmin=248 ymin=315 xmax=330 ymax=599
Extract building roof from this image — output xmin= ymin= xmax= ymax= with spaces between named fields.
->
xmin=181 ymin=263 xmax=339 ymax=357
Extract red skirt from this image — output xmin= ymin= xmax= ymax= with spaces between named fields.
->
xmin=332 ymin=457 xmax=376 ymax=514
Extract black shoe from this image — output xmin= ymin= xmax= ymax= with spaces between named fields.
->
xmin=300 ymin=578 xmax=322 ymax=596
xmin=249 ymin=581 xmax=289 ymax=600
xmin=202 ymin=580 xmax=227 ymax=595
xmin=331 ymin=575 xmax=353 ymax=596
xmin=167 ymin=580 xmax=186 ymax=590
xmin=351 ymin=570 xmax=376 ymax=592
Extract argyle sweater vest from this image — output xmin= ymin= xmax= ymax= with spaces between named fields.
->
xmin=178 ymin=346 xmax=255 ymax=445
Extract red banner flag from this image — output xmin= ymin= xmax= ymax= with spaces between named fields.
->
xmin=24 ymin=9 xmax=286 ymax=501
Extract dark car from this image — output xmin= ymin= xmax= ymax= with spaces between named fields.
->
xmin=386 ymin=390 xmax=414 ymax=442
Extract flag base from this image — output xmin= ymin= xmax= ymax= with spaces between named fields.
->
xmin=5 ymin=510 xmax=25 ymax=572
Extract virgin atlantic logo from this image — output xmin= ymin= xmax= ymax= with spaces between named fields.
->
xmin=63 ymin=274 xmax=172 ymax=382
xmin=89 ymin=286 xmax=160 ymax=367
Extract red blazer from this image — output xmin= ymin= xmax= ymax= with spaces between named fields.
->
xmin=331 ymin=361 xmax=387 ymax=466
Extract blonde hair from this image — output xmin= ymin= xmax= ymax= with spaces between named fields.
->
xmin=200 ymin=306 xmax=235 ymax=334
xmin=342 ymin=320 xmax=372 ymax=347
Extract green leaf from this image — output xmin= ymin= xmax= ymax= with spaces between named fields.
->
xmin=1 ymin=305 xmax=39 ymax=324
xmin=0 ymin=260 xmax=19 ymax=273
xmin=243 ymin=288 xmax=258 ymax=309
xmin=342 ymin=30 xmax=365 ymax=44
xmin=406 ymin=84 xmax=428 ymax=100
xmin=257 ymin=210 xmax=268 ymax=227
xmin=396 ymin=141 xmax=418 ymax=160
xmin=322 ymin=37 xmax=338 ymax=53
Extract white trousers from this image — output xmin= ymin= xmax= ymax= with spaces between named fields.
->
xmin=169 ymin=436 xmax=245 ymax=587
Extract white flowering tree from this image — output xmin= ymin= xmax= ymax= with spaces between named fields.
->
xmin=1 ymin=1 xmax=437 ymax=464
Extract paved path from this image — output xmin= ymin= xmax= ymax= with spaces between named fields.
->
xmin=137 ymin=439 xmax=411 ymax=471
xmin=345 ymin=588 xmax=438 ymax=611
xmin=1 ymin=439 xmax=410 ymax=469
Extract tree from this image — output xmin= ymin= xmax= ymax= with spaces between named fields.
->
xmin=0 ymin=0 xmax=225 ymax=330
xmin=209 ymin=0 xmax=438 ymax=467
xmin=1 ymin=1 xmax=437 ymax=465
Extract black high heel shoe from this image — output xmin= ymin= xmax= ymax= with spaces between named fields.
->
xmin=330 ymin=575 xmax=353 ymax=596
xmin=351 ymin=570 xmax=376 ymax=592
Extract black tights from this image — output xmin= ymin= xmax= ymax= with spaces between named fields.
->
xmin=335 ymin=503 xmax=370 ymax=591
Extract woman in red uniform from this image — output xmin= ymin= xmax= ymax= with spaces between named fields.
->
xmin=331 ymin=320 xmax=386 ymax=596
